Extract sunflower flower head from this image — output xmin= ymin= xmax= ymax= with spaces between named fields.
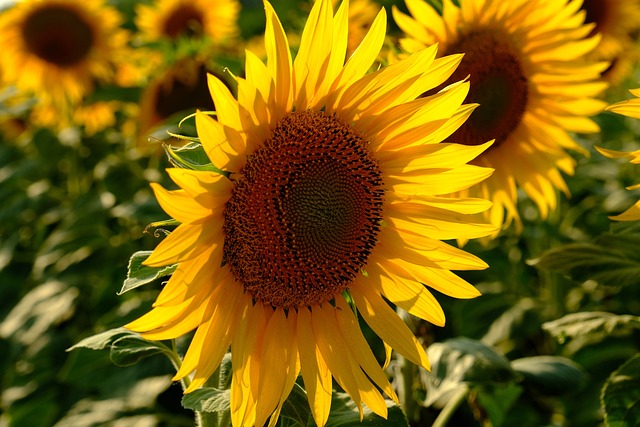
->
xmin=135 ymin=0 xmax=239 ymax=44
xmin=0 ymin=0 xmax=129 ymax=111
xmin=393 ymin=0 xmax=609 ymax=235
xmin=126 ymin=1 xmax=496 ymax=426
xmin=580 ymin=0 xmax=640 ymax=83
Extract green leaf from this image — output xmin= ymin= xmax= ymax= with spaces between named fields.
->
xmin=474 ymin=383 xmax=523 ymax=427
xmin=67 ymin=327 xmax=133 ymax=351
xmin=528 ymin=233 xmax=640 ymax=286
xmin=309 ymin=392 xmax=408 ymax=427
xmin=1 ymin=281 xmax=78 ymax=346
xmin=511 ymin=356 xmax=586 ymax=396
xmin=601 ymin=353 xmax=640 ymax=427
xmin=181 ymin=387 xmax=231 ymax=413
xmin=278 ymin=383 xmax=311 ymax=426
xmin=119 ymin=250 xmax=177 ymax=295
xmin=109 ymin=335 xmax=172 ymax=367
xmin=542 ymin=312 xmax=640 ymax=344
xmin=422 ymin=337 xmax=518 ymax=406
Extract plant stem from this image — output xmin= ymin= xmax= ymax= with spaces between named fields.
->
xmin=166 ymin=340 xmax=190 ymax=391
xmin=398 ymin=353 xmax=418 ymax=422
xmin=432 ymin=385 xmax=469 ymax=427
xmin=196 ymin=365 xmax=226 ymax=427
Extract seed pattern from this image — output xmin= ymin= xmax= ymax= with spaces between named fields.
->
xmin=223 ymin=110 xmax=385 ymax=309
xmin=446 ymin=30 xmax=529 ymax=149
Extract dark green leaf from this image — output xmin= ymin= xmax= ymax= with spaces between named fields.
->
xmin=109 ymin=335 xmax=171 ymax=367
xmin=542 ymin=312 xmax=640 ymax=344
xmin=66 ymin=327 xmax=133 ymax=351
xmin=511 ymin=356 xmax=586 ymax=396
xmin=181 ymin=387 xmax=230 ymax=413
xmin=218 ymin=352 xmax=233 ymax=390
xmin=278 ymin=383 xmax=311 ymax=426
xmin=528 ymin=234 xmax=640 ymax=287
xmin=422 ymin=337 xmax=518 ymax=406
xmin=601 ymin=353 xmax=640 ymax=427
xmin=119 ymin=250 xmax=177 ymax=295
xmin=474 ymin=383 xmax=523 ymax=427
xmin=309 ymin=392 xmax=408 ymax=427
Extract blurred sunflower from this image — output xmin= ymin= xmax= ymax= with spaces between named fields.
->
xmin=580 ymin=0 xmax=640 ymax=84
xmin=135 ymin=0 xmax=239 ymax=43
xmin=136 ymin=59 xmax=217 ymax=147
xmin=127 ymin=0 xmax=495 ymax=425
xmin=393 ymin=0 xmax=608 ymax=234
xmin=598 ymin=88 xmax=640 ymax=221
xmin=0 ymin=0 xmax=129 ymax=110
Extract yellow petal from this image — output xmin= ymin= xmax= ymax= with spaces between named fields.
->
xmin=297 ymin=308 xmax=332 ymax=427
xmin=143 ymin=223 xmax=221 ymax=267
xmin=150 ymin=184 xmax=213 ymax=224
xmin=351 ymin=284 xmax=430 ymax=370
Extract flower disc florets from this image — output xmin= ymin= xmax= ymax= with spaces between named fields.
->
xmin=22 ymin=5 xmax=94 ymax=66
xmin=223 ymin=110 xmax=385 ymax=309
xmin=446 ymin=30 xmax=528 ymax=148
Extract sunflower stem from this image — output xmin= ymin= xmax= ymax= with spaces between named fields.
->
xmin=396 ymin=308 xmax=419 ymax=422
xmin=167 ymin=339 xmax=190 ymax=391
xmin=398 ymin=353 xmax=419 ymax=422
xmin=431 ymin=385 xmax=469 ymax=427
xmin=196 ymin=365 xmax=228 ymax=427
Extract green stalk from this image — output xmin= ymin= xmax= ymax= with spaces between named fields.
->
xmin=431 ymin=385 xmax=469 ymax=427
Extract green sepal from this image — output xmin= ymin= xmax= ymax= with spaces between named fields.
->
xmin=119 ymin=250 xmax=177 ymax=295
xmin=164 ymin=141 xmax=226 ymax=174
xmin=601 ymin=353 xmax=640 ymax=427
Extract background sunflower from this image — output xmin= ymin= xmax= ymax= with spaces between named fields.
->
xmin=0 ymin=0 xmax=129 ymax=114
xmin=393 ymin=0 xmax=608 ymax=236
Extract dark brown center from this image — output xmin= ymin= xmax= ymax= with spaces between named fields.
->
xmin=223 ymin=110 xmax=385 ymax=309
xmin=162 ymin=5 xmax=204 ymax=39
xmin=582 ymin=0 xmax=609 ymax=35
xmin=154 ymin=63 xmax=215 ymax=120
xmin=22 ymin=6 xmax=94 ymax=66
xmin=444 ymin=30 xmax=529 ymax=149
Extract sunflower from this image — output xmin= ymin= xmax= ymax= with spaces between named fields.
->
xmin=127 ymin=0 xmax=495 ymax=425
xmin=393 ymin=0 xmax=608 ymax=234
xmin=0 ymin=0 xmax=129 ymax=110
xmin=580 ymin=0 xmax=640 ymax=83
xmin=598 ymin=88 xmax=640 ymax=221
xmin=135 ymin=0 xmax=239 ymax=43
xmin=136 ymin=59 xmax=217 ymax=147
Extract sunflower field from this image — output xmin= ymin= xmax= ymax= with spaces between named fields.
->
xmin=1 ymin=0 xmax=639 ymax=426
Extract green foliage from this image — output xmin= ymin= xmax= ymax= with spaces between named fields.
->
xmin=1 ymin=1 xmax=639 ymax=427
xmin=120 ymin=250 xmax=177 ymax=295
xmin=529 ymin=232 xmax=640 ymax=287
xmin=511 ymin=356 xmax=587 ymax=396
xmin=543 ymin=312 xmax=640 ymax=344
xmin=422 ymin=337 xmax=518 ymax=407
xmin=601 ymin=354 xmax=640 ymax=427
